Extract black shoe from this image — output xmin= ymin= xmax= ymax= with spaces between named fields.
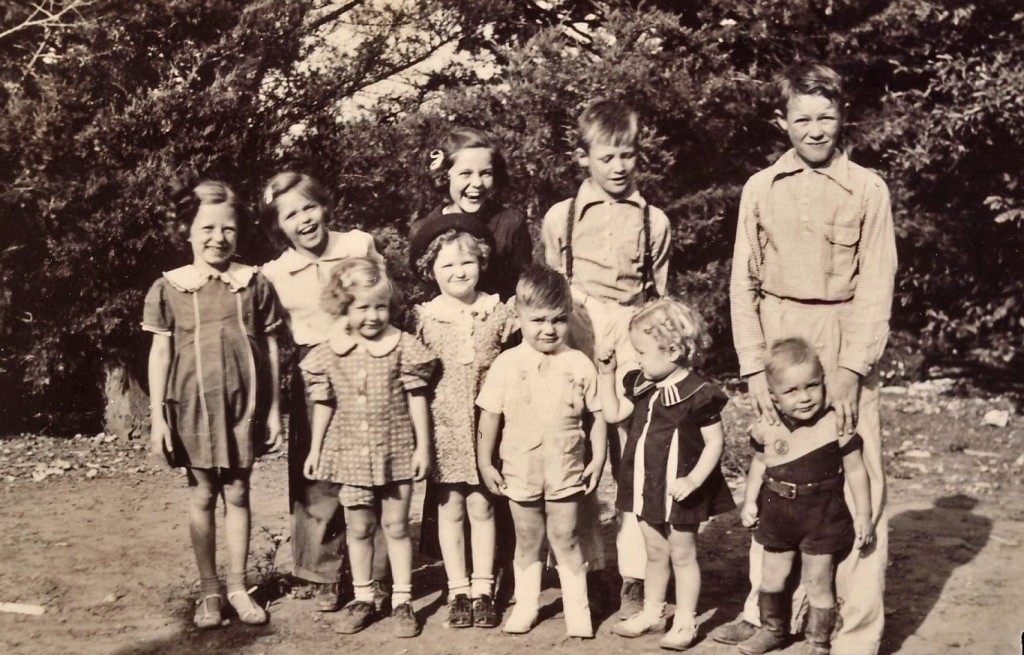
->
xmin=314 ymin=582 xmax=343 ymax=612
xmin=391 ymin=601 xmax=421 ymax=638
xmin=448 ymin=593 xmax=472 ymax=628
xmin=333 ymin=600 xmax=376 ymax=634
xmin=472 ymin=594 xmax=499 ymax=628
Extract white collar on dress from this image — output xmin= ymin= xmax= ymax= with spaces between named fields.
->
xmin=162 ymin=263 xmax=255 ymax=293
xmin=631 ymin=367 xmax=705 ymax=407
xmin=419 ymin=293 xmax=500 ymax=323
xmin=275 ymin=231 xmax=353 ymax=275
xmin=327 ymin=318 xmax=401 ymax=357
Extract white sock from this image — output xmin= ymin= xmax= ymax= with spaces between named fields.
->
xmin=392 ymin=583 xmax=412 ymax=607
xmin=470 ymin=575 xmax=493 ymax=599
xmin=643 ymin=600 xmax=667 ymax=618
xmin=353 ymin=580 xmax=374 ymax=603
xmin=448 ymin=577 xmax=470 ymax=598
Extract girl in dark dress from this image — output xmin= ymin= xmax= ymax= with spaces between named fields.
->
xmin=598 ymin=299 xmax=734 ymax=651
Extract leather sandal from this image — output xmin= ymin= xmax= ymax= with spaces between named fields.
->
xmin=193 ymin=593 xmax=223 ymax=629
xmin=227 ymin=588 xmax=268 ymax=625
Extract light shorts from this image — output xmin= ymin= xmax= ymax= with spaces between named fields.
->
xmin=500 ymin=430 xmax=587 ymax=503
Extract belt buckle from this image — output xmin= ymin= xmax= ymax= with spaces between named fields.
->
xmin=777 ymin=480 xmax=797 ymax=499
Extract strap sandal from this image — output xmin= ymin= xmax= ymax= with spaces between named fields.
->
xmin=193 ymin=593 xmax=223 ymax=629
xmin=227 ymin=588 xmax=268 ymax=625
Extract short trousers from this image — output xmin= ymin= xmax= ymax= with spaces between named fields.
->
xmin=754 ymin=486 xmax=854 ymax=555
xmin=337 ymin=480 xmax=411 ymax=508
xmin=500 ymin=432 xmax=587 ymax=503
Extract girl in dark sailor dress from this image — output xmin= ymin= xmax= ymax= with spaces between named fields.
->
xmin=599 ymin=299 xmax=733 ymax=651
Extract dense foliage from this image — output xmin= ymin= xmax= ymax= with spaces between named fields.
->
xmin=1 ymin=0 xmax=1021 ymax=432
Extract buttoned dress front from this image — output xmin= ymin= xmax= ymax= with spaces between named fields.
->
xmin=142 ymin=264 xmax=281 ymax=470
xmin=300 ymin=327 xmax=437 ymax=487
xmin=476 ymin=344 xmax=601 ymax=503
xmin=415 ymin=294 xmax=517 ymax=484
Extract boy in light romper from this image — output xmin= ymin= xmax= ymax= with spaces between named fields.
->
xmin=542 ymin=98 xmax=671 ymax=616
xmin=716 ymin=62 xmax=897 ymax=655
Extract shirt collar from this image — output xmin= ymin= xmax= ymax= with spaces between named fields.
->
xmin=419 ymin=293 xmax=500 ymax=324
xmin=632 ymin=368 xmax=705 ymax=407
xmin=277 ymin=231 xmax=348 ymax=275
xmin=770 ymin=148 xmax=853 ymax=193
xmin=327 ymin=319 xmax=401 ymax=357
xmin=517 ymin=342 xmax=569 ymax=369
xmin=163 ymin=263 xmax=254 ymax=293
xmin=574 ymin=178 xmax=646 ymax=221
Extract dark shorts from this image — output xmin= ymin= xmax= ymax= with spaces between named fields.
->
xmin=754 ymin=486 xmax=854 ymax=555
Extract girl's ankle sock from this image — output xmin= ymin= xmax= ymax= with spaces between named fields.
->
xmin=392 ymin=583 xmax=412 ymax=607
xmin=470 ymin=575 xmax=494 ymax=599
xmin=353 ymin=580 xmax=374 ymax=603
xmin=226 ymin=571 xmax=247 ymax=595
xmin=448 ymin=577 xmax=471 ymax=598
xmin=200 ymin=574 xmax=221 ymax=596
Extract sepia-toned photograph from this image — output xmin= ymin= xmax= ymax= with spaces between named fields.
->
xmin=1 ymin=1 xmax=1021 ymax=653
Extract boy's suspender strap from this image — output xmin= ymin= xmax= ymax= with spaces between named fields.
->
xmin=565 ymin=197 xmax=654 ymax=298
xmin=641 ymin=202 xmax=654 ymax=299
xmin=564 ymin=197 xmax=576 ymax=284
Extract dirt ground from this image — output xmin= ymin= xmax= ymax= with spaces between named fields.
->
xmin=1 ymin=381 xmax=1022 ymax=655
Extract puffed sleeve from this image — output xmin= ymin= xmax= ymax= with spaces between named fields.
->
xmin=621 ymin=369 xmax=644 ymax=401
xmin=692 ymin=383 xmax=729 ymax=427
xmin=253 ymin=271 xmax=283 ymax=334
xmin=141 ymin=278 xmax=173 ymax=336
xmin=398 ymin=332 xmax=438 ymax=391
xmin=475 ymin=352 xmax=509 ymax=414
xmin=299 ymin=344 xmax=335 ymax=402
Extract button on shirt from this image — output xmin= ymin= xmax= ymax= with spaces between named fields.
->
xmin=729 ymin=149 xmax=897 ymax=377
xmin=262 ymin=230 xmax=384 ymax=346
xmin=542 ymin=179 xmax=671 ymax=307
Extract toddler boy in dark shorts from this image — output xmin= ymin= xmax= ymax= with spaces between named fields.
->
xmin=737 ymin=338 xmax=874 ymax=655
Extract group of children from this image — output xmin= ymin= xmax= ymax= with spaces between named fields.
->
xmin=143 ymin=61 xmax=895 ymax=655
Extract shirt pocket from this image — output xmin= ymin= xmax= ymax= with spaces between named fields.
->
xmin=563 ymin=375 xmax=587 ymax=415
xmin=823 ymin=222 xmax=860 ymax=276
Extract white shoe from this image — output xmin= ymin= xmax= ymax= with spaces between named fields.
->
xmin=612 ymin=610 xmax=667 ymax=637
xmin=659 ymin=615 xmax=697 ymax=651
xmin=502 ymin=561 xmax=541 ymax=634
xmin=556 ymin=564 xmax=593 ymax=638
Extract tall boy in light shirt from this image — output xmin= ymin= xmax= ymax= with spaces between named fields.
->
xmin=542 ymin=99 xmax=672 ymax=617
xmin=716 ymin=62 xmax=897 ymax=655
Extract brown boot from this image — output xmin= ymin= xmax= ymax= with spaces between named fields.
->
xmin=737 ymin=591 xmax=789 ymax=655
xmin=802 ymin=605 xmax=836 ymax=655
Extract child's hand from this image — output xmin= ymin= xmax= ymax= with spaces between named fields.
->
xmin=303 ymin=452 xmax=320 ymax=480
xmin=740 ymin=501 xmax=759 ymax=528
xmin=479 ymin=464 xmax=506 ymax=496
xmin=264 ymin=412 xmax=284 ymax=455
xmin=412 ymin=447 xmax=430 ymax=482
xmin=854 ymin=513 xmax=875 ymax=551
xmin=148 ymin=416 xmax=173 ymax=470
xmin=582 ymin=459 xmax=603 ymax=494
xmin=596 ymin=349 xmax=617 ymax=375
xmin=668 ymin=476 xmax=698 ymax=502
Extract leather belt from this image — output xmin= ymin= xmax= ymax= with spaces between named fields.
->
xmin=763 ymin=473 xmax=843 ymax=499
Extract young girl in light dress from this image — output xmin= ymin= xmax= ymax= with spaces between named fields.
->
xmin=409 ymin=213 xmax=517 ymax=628
xmin=301 ymin=257 xmax=437 ymax=638
xmin=144 ymin=180 xmax=282 ymax=629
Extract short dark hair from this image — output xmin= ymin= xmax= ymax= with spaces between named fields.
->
xmin=577 ymin=99 xmax=639 ymax=150
xmin=772 ymin=62 xmax=845 ymax=114
xmin=259 ymin=172 xmax=334 ymax=248
xmin=429 ymin=126 xmax=509 ymax=198
xmin=167 ymin=179 xmax=247 ymax=247
xmin=765 ymin=337 xmax=824 ymax=386
xmin=515 ymin=266 xmax=572 ymax=313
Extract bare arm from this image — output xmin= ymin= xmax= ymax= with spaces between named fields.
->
xmin=741 ymin=454 xmax=766 ymax=527
xmin=304 ymin=402 xmax=334 ymax=479
xmin=843 ymin=448 xmax=875 ymax=549
xmin=264 ymin=335 xmax=283 ymax=452
xmin=147 ymin=334 xmax=173 ymax=466
xmin=407 ymin=390 xmax=431 ymax=481
xmin=669 ymin=420 xmax=726 ymax=501
xmin=583 ymin=410 xmax=607 ymax=494
xmin=476 ymin=410 xmax=505 ymax=495
xmin=596 ymin=353 xmax=633 ymax=424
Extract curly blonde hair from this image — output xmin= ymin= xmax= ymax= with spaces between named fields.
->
xmin=628 ymin=298 xmax=711 ymax=368
xmin=320 ymin=257 xmax=394 ymax=318
xmin=415 ymin=229 xmax=492 ymax=281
